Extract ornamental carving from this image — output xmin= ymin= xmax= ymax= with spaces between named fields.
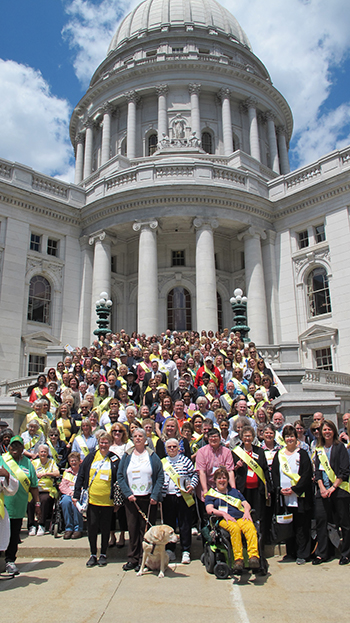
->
xmin=293 ymin=245 xmax=331 ymax=281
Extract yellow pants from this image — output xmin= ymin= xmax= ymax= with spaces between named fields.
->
xmin=219 ymin=518 xmax=259 ymax=561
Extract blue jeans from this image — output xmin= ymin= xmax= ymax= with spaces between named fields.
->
xmin=60 ymin=495 xmax=83 ymax=532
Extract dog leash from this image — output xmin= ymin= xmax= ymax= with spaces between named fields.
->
xmin=133 ymin=500 xmax=154 ymax=528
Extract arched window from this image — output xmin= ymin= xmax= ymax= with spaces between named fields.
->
xmin=148 ymin=133 xmax=158 ymax=156
xmin=307 ymin=267 xmax=331 ymax=317
xmin=202 ymin=131 xmax=213 ymax=154
xmin=217 ymin=292 xmax=223 ymax=333
xmin=28 ymin=276 xmax=51 ymax=324
xmin=120 ymin=137 xmax=127 ymax=156
xmin=167 ymin=287 xmax=191 ymax=331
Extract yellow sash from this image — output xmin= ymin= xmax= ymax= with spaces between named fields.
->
xmin=204 ymin=364 xmax=218 ymax=386
xmin=24 ymin=434 xmax=41 ymax=451
xmin=317 ymin=448 xmax=350 ymax=493
xmin=222 ymin=393 xmax=234 ymax=407
xmin=32 ymin=458 xmax=58 ymax=498
xmin=62 ymin=470 xmax=76 ymax=484
xmin=104 ymin=422 xmax=112 ymax=433
xmin=233 ymin=446 xmax=267 ymax=497
xmin=2 ymin=452 xmax=32 ymax=501
xmin=47 ymin=394 xmax=59 ymax=411
xmin=56 ymin=418 xmax=66 ymax=442
xmin=203 ymin=388 xmax=214 ymax=403
xmin=278 ymin=449 xmax=304 ymax=497
xmin=206 ymin=488 xmax=244 ymax=513
xmin=161 ymin=458 xmax=194 ymax=507
xmin=275 ymin=431 xmax=286 ymax=447
xmin=0 ymin=492 xmax=4 ymax=519
xmin=47 ymin=439 xmax=58 ymax=463
xmin=232 ymin=379 xmax=248 ymax=396
xmin=75 ymin=435 xmax=90 ymax=457
xmin=140 ymin=361 xmax=151 ymax=373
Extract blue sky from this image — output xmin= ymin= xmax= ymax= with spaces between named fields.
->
xmin=1 ymin=0 xmax=350 ymax=180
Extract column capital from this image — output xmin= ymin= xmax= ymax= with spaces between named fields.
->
xmin=125 ymin=89 xmax=140 ymax=104
xmin=265 ymin=110 xmax=276 ymax=122
xmin=133 ymin=219 xmax=158 ymax=232
xmin=237 ymin=226 xmax=266 ymax=242
xmin=276 ymin=125 xmax=287 ymax=136
xmin=217 ymin=88 xmax=231 ymax=101
xmin=84 ymin=117 xmax=95 ymax=130
xmin=75 ymin=132 xmax=85 ymax=147
xmin=193 ymin=217 xmax=218 ymax=231
xmin=188 ymin=83 xmax=201 ymax=95
xmin=102 ymin=101 xmax=114 ymax=114
xmin=88 ymin=230 xmax=113 ymax=246
xmin=79 ymin=235 xmax=94 ymax=250
xmin=246 ymin=96 xmax=259 ymax=109
xmin=263 ymin=229 xmax=277 ymax=244
xmin=156 ymin=84 xmax=168 ymax=96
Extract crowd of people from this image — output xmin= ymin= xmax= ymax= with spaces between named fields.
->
xmin=0 ymin=327 xmax=349 ymax=576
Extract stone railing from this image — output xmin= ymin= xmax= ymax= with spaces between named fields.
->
xmin=0 ymin=375 xmax=35 ymax=398
xmin=0 ymin=158 xmax=85 ymax=207
xmin=269 ymin=146 xmax=350 ymax=200
xmin=301 ymin=369 xmax=350 ymax=388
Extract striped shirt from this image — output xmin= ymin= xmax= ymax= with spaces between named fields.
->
xmin=162 ymin=453 xmax=199 ymax=497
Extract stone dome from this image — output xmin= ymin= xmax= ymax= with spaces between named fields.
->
xmin=108 ymin=0 xmax=251 ymax=52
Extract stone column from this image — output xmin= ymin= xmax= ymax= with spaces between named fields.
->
xmin=277 ymin=126 xmax=290 ymax=174
xmin=74 ymin=132 xmax=84 ymax=184
xmin=89 ymin=232 xmax=112 ymax=336
xmin=83 ymin=119 xmax=94 ymax=179
xmin=218 ymin=88 xmax=233 ymax=156
xmin=156 ymin=85 xmax=168 ymax=138
xmin=261 ymin=230 xmax=280 ymax=344
xmin=78 ymin=236 xmax=94 ymax=345
xmin=189 ymin=83 xmax=201 ymax=138
xmin=126 ymin=90 xmax=139 ymax=159
xmin=133 ymin=220 xmax=158 ymax=336
xmin=266 ymin=111 xmax=280 ymax=174
xmin=238 ymin=227 xmax=269 ymax=344
xmin=101 ymin=102 xmax=113 ymax=166
xmin=193 ymin=217 xmax=218 ymax=333
xmin=247 ymin=97 xmax=261 ymax=162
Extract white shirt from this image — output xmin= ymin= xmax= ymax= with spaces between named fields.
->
xmin=126 ymin=451 xmax=152 ymax=496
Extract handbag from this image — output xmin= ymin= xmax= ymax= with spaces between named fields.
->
xmin=270 ymin=491 xmax=294 ymax=543
xmin=113 ymin=481 xmax=125 ymax=506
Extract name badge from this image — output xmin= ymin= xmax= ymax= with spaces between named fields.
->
xmin=247 ymin=469 xmax=254 ymax=478
xmin=218 ymin=505 xmax=228 ymax=513
xmin=100 ymin=473 xmax=109 ymax=481
xmin=132 ymin=470 xmax=141 ymax=480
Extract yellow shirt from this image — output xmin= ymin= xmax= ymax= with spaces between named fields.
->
xmin=88 ymin=450 xmax=113 ymax=507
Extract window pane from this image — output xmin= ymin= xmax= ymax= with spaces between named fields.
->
xmin=315 ymin=224 xmax=326 ymax=243
xmin=28 ymin=355 xmax=46 ymax=376
xmin=148 ymin=134 xmax=158 ymax=156
xmin=172 ymin=250 xmax=185 ymax=266
xmin=167 ymin=287 xmax=191 ymax=330
xmin=30 ymin=233 xmax=42 ymax=252
xmin=307 ymin=267 xmax=331 ymax=317
xmin=315 ymin=347 xmax=332 ymax=370
xmin=47 ymin=239 xmax=58 ymax=256
xmin=28 ymin=276 xmax=51 ymax=324
xmin=202 ymin=132 xmax=212 ymax=154
xmin=298 ymin=230 xmax=309 ymax=249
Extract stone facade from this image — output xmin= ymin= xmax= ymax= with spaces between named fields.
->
xmin=0 ymin=0 xmax=349 ymax=390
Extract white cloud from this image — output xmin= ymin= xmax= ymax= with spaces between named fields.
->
xmin=62 ymin=0 xmax=133 ymax=87
xmin=0 ymin=59 xmax=74 ymax=180
xmin=222 ymin=0 xmax=350 ymax=167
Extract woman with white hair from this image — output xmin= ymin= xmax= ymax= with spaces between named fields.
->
xmin=118 ymin=428 xmax=164 ymax=571
xmin=162 ymin=438 xmax=198 ymax=564
xmin=21 ymin=420 xmax=45 ymax=460
xmin=28 ymin=444 xmax=59 ymax=536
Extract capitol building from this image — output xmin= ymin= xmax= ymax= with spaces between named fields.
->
xmin=1 ymin=0 xmax=350 ymax=415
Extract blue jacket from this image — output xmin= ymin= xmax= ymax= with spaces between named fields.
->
xmin=118 ymin=447 xmax=164 ymax=502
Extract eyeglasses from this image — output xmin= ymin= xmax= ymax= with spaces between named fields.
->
xmin=167 ymin=445 xmax=178 ymax=449
xmin=113 ymin=430 xmax=123 ymax=434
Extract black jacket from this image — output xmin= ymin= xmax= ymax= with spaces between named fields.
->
xmin=232 ymin=444 xmax=272 ymax=497
xmin=272 ymin=447 xmax=313 ymax=512
xmin=73 ymin=450 xmax=120 ymax=502
xmin=314 ymin=442 xmax=350 ymax=498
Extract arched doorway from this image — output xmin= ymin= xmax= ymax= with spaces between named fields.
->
xmin=167 ymin=287 xmax=191 ymax=330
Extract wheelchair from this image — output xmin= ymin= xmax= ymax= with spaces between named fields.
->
xmin=49 ymin=491 xmax=65 ymax=538
xmin=201 ymin=512 xmax=268 ymax=579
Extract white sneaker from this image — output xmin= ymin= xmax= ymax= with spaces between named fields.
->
xmin=166 ymin=549 xmax=176 ymax=562
xmin=36 ymin=525 xmax=45 ymax=536
xmin=181 ymin=551 xmax=191 ymax=564
xmin=191 ymin=527 xmax=199 ymax=536
xmin=28 ymin=526 xmax=37 ymax=536
xmin=6 ymin=562 xmax=19 ymax=575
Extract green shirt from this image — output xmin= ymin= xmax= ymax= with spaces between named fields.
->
xmin=0 ymin=454 xmax=38 ymax=519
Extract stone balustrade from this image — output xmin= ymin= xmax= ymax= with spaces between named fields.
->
xmin=0 ymin=158 xmax=85 ymax=207
xmin=301 ymin=369 xmax=350 ymax=388
xmin=269 ymin=146 xmax=350 ymax=199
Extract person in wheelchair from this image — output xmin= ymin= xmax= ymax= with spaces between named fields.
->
xmin=205 ymin=467 xmax=260 ymax=573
